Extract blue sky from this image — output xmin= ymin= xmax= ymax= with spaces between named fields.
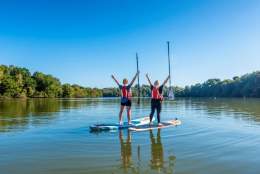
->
xmin=0 ymin=0 xmax=259 ymax=87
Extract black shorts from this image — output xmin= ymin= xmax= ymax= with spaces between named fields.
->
xmin=121 ymin=100 xmax=132 ymax=107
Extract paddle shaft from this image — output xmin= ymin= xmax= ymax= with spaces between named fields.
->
xmin=167 ymin=41 xmax=172 ymax=87
xmin=136 ymin=53 xmax=140 ymax=104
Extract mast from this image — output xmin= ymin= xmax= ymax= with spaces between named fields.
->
xmin=136 ymin=53 xmax=140 ymax=104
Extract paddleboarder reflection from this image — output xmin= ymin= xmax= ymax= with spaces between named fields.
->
xmin=118 ymin=129 xmax=176 ymax=173
xmin=119 ymin=129 xmax=133 ymax=172
xmin=149 ymin=129 xmax=176 ymax=173
xmin=150 ymin=129 xmax=164 ymax=171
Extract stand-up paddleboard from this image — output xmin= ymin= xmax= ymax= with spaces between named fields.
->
xmin=129 ymin=119 xmax=181 ymax=132
xmin=89 ymin=116 xmax=153 ymax=132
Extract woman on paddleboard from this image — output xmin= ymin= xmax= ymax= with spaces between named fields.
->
xmin=146 ymin=74 xmax=170 ymax=126
xmin=111 ymin=72 xmax=139 ymax=125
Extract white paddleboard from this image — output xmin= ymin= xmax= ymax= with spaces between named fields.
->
xmin=129 ymin=119 xmax=181 ymax=132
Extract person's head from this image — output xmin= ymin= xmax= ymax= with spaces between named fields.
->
xmin=154 ymin=80 xmax=160 ymax=87
xmin=123 ymin=78 xmax=128 ymax=85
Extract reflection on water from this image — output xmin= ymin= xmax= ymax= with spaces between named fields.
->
xmin=1 ymin=98 xmax=260 ymax=174
xmin=1 ymin=98 xmax=260 ymax=134
xmin=119 ymin=130 xmax=133 ymax=172
xmin=0 ymin=98 xmax=108 ymax=132
xmin=149 ymin=129 xmax=176 ymax=173
xmin=118 ymin=129 xmax=176 ymax=174
xmin=150 ymin=129 xmax=164 ymax=171
xmin=184 ymin=98 xmax=260 ymax=123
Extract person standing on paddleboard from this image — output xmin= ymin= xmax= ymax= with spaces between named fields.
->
xmin=146 ymin=74 xmax=170 ymax=126
xmin=111 ymin=71 xmax=139 ymax=125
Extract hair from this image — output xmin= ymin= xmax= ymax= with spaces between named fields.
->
xmin=154 ymin=80 xmax=159 ymax=86
xmin=123 ymin=78 xmax=128 ymax=84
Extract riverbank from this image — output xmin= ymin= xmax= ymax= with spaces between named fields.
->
xmin=1 ymin=65 xmax=260 ymax=98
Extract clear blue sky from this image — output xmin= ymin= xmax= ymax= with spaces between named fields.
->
xmin=0 ymin=0 xmax=259 ymax=87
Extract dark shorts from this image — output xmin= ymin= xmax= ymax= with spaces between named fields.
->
xmin=121 ymin=100 xmax=132 ymax=107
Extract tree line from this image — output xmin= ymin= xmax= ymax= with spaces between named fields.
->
xmin=1 ymin=65 xmax=259 ymax=98
xmin=181 ymin=72 xmax=260 ymax=98
xmin=0 ymin=65 xmax=102 ymax=98
xmin=102 ymin=72 xmax=260 ymax=98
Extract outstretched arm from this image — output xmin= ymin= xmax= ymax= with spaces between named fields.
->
xmin=111 ymin=75 xmax=120 ymax=86
xmin=129 ymin=71 xmax=140 ymax=86
xmin=146 ymin=74 xmax=153 ymax=86
xmin=162 ymin=75 xmax=170 ymax=86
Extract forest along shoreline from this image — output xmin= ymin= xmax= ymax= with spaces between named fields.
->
xmin=0 ymin=65 xmax=260 ymax=99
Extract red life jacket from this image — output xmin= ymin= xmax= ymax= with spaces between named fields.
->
xmin=121 ymin=86 xmax=132 ymax=99
xmin=152 ymin=86 xmax=163 ymax=100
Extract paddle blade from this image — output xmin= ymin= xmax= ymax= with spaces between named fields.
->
xmin=168 ymin=88 xmax=175 ymax=100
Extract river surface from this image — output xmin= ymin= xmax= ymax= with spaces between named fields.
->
xmin=0 ymin=98 xmax=260 ymax=174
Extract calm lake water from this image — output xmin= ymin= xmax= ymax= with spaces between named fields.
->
xmin=0 ymin=98 xmax=260 ymax=174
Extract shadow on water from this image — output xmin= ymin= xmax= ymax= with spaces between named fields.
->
xmin=117 ymin=129 xmax=176 ymax=174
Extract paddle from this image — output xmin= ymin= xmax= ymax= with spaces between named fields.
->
xmin=136 ymin=53 xmax=141 ymax=104
xmin=167 ymin=41 xmax=175 ymax=100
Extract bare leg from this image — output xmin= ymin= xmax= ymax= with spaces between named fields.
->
xmin=119 ymin=105 xmax=125 ymax=125
xmin=127 ymin=106 xmax=131 ymax=124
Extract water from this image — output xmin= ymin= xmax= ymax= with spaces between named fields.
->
xmin=0 ymin=98 xmax=260 ymax=174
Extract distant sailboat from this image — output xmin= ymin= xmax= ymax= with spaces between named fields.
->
xmin=167 ymin=41 xmax=175 ymax=100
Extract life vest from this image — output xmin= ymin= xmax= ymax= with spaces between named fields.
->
xmin=151 ymin=86 xmax=163 ymax=100
xmin=121 ymin=86 xmax=132 ymax=99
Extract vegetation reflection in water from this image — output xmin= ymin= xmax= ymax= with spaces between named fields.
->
xmin=0 ymin=98 xmax=95 ymax=132
xmin=1 ymin=98 xmax=260 ymax=133
xmin=118 ymin=129 xmax=176 ymax=173
xmin=1 ymin=98 xmax=260 ymax=174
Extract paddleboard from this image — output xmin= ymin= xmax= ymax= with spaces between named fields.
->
xmin=129 ymin=119 xmax=181 ymax=132
xmin=89 ymin=116 xmax=153 ymax=132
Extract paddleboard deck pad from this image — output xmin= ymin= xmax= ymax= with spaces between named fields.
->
xmin=90 ymin=116 xmax=153 ymax=132
xmin=129 ymin=119 xmax=181 ymax=132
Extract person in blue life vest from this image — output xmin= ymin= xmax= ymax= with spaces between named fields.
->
xmin=146 ymin=74 xmax=170 ymax=126
xmin=111 ymin=71 xmax=139 ymax=125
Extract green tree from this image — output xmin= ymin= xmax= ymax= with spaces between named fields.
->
xmin=62 ymin=84 xmax=74 ymax=97
xmin=33 ymin=72 xmax=62 ymax=98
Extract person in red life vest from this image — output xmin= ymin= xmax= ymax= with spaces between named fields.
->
xmin=111 ymin=71 xmax=139 ymax=125
xmin=146 ymin=74 xmax=170 ymax=126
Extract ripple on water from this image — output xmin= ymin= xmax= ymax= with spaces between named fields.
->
xmin=1 ymin=98 xmax=260 ymax=174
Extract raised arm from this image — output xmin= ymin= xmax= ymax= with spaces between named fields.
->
xmin=111 ymin=75 xmax=120 ymax=86
xmin=129 ymin=71 xmax=140 ymax=86
xmin=146 ymin=74 xmax=153 ymax=86
xmin=162 ymin=75 xmax=170 ymax=86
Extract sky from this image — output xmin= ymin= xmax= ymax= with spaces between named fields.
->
xmin=0 ymin=0 xmax=260 ymax=88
